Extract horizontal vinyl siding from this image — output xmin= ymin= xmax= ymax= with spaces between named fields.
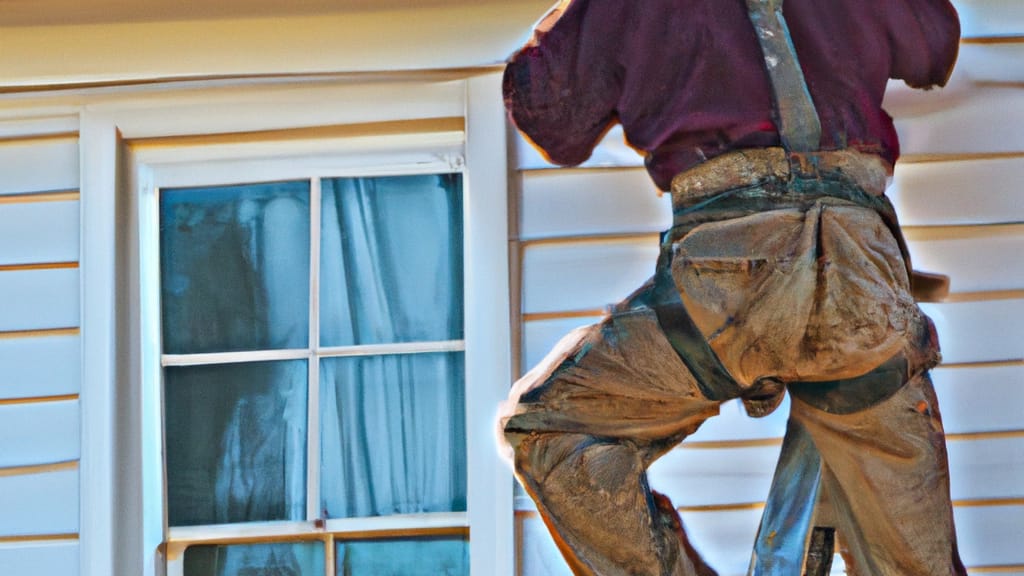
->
xmin=519 ymin=168 xmax=668 ymax=239
xmin=0 ymin=467 xmax=79 ymax=538
xmin=0 ymin=267 xmax=80 ymax=332
xmin=956 ymin=0 xmax=1024 ymax=37
xmin=0 ymin=130 xmax=82 ymax=563
xmin=0 ymin=400 xmax=80 ymax=468
xmin=516 ymin=125 xmax=643 ymax=172
xmin=521 ymin=238 xmax=659 ymax=315
xmin=0 ymin=199 xmax=80 ymax=266
xmin=955 ymin=506 xmax=1024 ymax=568
xmin=890 ymin=157 xmax=1024 ymax=226
xmin=931 ymin=364 xmax=1024 ymax=434
xmin=895 ymin=89 xmax=1024 ymax=156
xmin=947 ymin=42 xmax=1024 ymax=86
xmin=0 ymin=137 xmax=79 ymax=196
xmin=920 ymin=299 xmax=1024 ymax=364
xmin=0 ymin=541 xmax=80 ymax=576
xmin=904 ymin=225 xmax=1024 ymax=293
xmin=0 ymin=333 xmax=81 ymax=400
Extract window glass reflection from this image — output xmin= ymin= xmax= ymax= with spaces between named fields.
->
xmin=165 ymin=360 xmax=307 ymax=526
xmin=335 ymin=537 xmax=468 ymax=575
xmin=160 ymin=181 xmax=310 ymax=354
xmin=184 ymin=542 xmax=324 ymax=576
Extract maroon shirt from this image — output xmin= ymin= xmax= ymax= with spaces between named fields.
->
xmin=504 ymin=0 xmax=960 ymax=190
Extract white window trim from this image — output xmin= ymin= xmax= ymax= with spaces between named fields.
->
xmin=150 ymin=156 xmax=471 ymax=572
xmin=77 ymin=72 xmax=514 ymax=576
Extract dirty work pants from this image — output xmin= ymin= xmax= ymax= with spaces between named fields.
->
xmin=500 ymin=179 xmax=966 ymax=575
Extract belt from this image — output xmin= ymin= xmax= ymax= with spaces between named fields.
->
xmin=662 ymin=147 xmax=912 ymax=283
xmin=669 ymin=147 xmax=891 ymax=213
xmin=665 ymin=148 xmax=948 ymax=303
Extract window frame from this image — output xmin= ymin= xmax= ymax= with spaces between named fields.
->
xmin=153 ymin=157 xmax=472 ymax=569
xmin=75 ymin=72 xmax=514 ymax=576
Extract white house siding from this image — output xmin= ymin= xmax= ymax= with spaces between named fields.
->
xmin=0 ymin=129 xmax=81 ymax=575
xmin=511 ymin=2 xmax=1024 ymax=573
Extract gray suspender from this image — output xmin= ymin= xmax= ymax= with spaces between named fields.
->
xmin=654 ymin=0 xmax=827 ymax=403
xmin=745 ymin=0 xmax=822 ymax=152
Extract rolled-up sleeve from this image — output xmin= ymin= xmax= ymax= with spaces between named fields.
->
xmin=503 ymin=0 xmax=626 ymax=166
xmin=888 ymin=0 xmax=960 ymax=88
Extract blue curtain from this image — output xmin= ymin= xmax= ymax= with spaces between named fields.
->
xmin=318 ymin=175 xmax=466 ymax=519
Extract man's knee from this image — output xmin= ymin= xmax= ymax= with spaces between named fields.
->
xmin=513 ymin=433 xmax=597 ymax=486
xmin=512 ymin=433 xmax=645 ymax=492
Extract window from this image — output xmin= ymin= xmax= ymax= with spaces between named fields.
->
xmin=153 ymin=161 xmax=477 ymax=575
xmin=78 ymin=74 xmax=513 ymax=576
xmin=125 ymin=111 xmax=501 ymax=569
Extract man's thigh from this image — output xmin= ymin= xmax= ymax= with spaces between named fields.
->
xmin=502 ymin=306 xmax=720 ymax=452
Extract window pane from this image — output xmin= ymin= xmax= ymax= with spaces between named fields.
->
xmin=320 ymin=352 xmax=466 ymax=518
xmin=335 ymin=537 xmax=468 ymax=575
xmin=184 ymin=541 xmax=325 ymax=576
xmin=320 ymin=174 xmax=463 ymax=347
xmin=160 ymin=181 xmax=310 ymax=354
xmin=165 ymin=360 xmax=307 ymax=526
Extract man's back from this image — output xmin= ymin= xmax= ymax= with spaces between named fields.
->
xmin=504 ymin=0 xmax=959 ymax=189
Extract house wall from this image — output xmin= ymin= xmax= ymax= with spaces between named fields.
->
xmin=0 ymin=130 xmax=82 ymax=572
xmin=0 ymin=2 xmax=542 ymax=564
xmin=1 ymin=75 xmax=517 ymax=575
xmin=0 ymin=1 xmax=1021 ymax=575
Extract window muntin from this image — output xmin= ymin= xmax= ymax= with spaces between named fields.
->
xmin=158 ymin=172 xmax=467 ymax=574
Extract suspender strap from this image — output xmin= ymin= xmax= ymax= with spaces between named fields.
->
xmin=745 ymin=0 xmax=822 ymax=152
xmin=788 ymin=354 xmax=909 ymax=414
xmin=650 ymin=264 xmax=745 ymax=401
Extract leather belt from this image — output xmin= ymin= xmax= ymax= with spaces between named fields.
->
xmin=669 ymin=147 xmax=890 ymax=214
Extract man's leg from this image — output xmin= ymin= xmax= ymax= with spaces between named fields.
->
xmin=789 ymin=372 xmax=967 ymax=575
xmin=516 ymin=432 xmax=717 ymax=576
xmin=501 ymin=304 xmax=721 ymax=575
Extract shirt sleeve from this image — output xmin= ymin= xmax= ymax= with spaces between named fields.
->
xmin=888 ymin=0 xmax=960 ymax=89
xmin=503 ymin=0 xmax=626 ymax=166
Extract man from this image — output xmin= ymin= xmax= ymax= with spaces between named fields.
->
xmin=499 ymin=0 xmax=964 ymax=574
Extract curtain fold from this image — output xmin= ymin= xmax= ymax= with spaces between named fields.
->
xmin=319 ymin=175 xmax=466 ymax=520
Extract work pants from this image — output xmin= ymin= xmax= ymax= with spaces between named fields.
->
xmin=501 ymin=183 xmax=966 ymax=575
